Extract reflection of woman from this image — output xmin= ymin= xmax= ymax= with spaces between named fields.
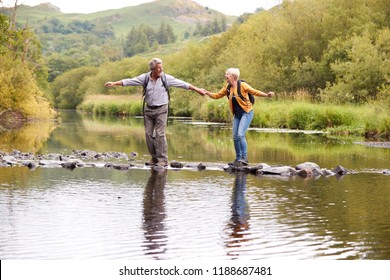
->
xmin=225 ymin=172 xmax=251 ymax=258
xmin=205 ymin=68 xmax=274 ymax=166
xmin=142 ymin=169 xmax=167 ymax=259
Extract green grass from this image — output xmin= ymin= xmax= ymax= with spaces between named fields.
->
xmin=78 ymin=95 xmax=143 ymax=116
xmin=78 ymin=94 xmax=390 ymax=139
xmin=11 ymin=0 xmax=235 ymax=38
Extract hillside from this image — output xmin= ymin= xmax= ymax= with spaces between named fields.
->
xmin=4 ymin=0 xmax=236 ymax=37
xmin=1 ymin=0 xmax=239 ymax=81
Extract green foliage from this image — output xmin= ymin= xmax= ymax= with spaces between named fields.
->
xmin=157 ymin=21 xmax=177 ymax=44
xmin=192 ymin=16 xmax=227 ymax=36
xmin=0 ymin=11 xmax=53 ymax=119
xmin=321 ymin=30 xmax=389 ymax=103
xmin=51 ymin=66 xmax=99 ymax=109
xmin=77 ymin=95 xmax=142 ymax=116
xmin=200 ymin=99 xmax=230 ymax=123
xmin=169 ymin=90 xmax=206 ymax=117
xmin=3 ymin=0 xmax=235 ymax=80
xmin=33 ymin=17 xmax=118 ymax=80
xmin=47 ymin=0 xmax=390 ymax=137
xmin=178 ymin=0 xmax=389 ymax=102
xmin=0 ymin=53 xmax=54 ymax=119
xmin=124 ymin=22 xmax=176 ymax=57
xmin=78 ymin=94 xmax=389 ymax=138
xmin=290 ymin=57 xmax=327 ymax=95
xmin=360 ymin=103 xmax=390 ymax=138
xmin=287 ymin=104 xmax=317 ymax=130
xmin=0 ymin=14 xmax=10 ymax=54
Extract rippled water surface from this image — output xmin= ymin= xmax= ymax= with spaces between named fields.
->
xmin=0 ymin=111 xmax=389 ymax=260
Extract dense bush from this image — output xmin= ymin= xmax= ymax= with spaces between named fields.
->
xmin=0 ymin=13 xmax=54 ymax=119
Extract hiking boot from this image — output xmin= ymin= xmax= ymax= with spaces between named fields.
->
xmin=145 ymin=158 xmax=158 ymax=166
xmin=228 ymin=159 xmax=242 ymax=167
xmin=238 ymin=158 xmax=249 ymax=165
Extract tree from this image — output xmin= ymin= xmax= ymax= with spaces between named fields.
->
xmin=0 ymin=2 xmax=54 ymax=118
xmin=124 ymin=26 xmax=150 ymax=57
xmin=51 ymin=66 xmax=98 ymax=109
xmin=321 ymin=31 xmax=389 ymax=103
xmin=157 ymin=21 xmax=176 ymax=44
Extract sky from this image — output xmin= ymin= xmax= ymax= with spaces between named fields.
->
xmin=3 ymin=0 xmax=281 ymax=16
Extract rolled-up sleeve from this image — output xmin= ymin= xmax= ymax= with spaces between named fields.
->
xmin=165 ymin=74 xmax=190 ymax=90
xmin=209 ymin=85 xmax=228 ymax=99
xmin=242 ymin=82 xmax=264 ymax=97
xmin=121 ymin=73 xmax=147 ymax=87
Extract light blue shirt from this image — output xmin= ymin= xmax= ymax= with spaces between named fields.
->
xmin=121 ymin=72 xmax=190 ymax=106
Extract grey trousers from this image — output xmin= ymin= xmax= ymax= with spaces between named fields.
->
xmin=144 ymin=104 xmax=168 ymax=163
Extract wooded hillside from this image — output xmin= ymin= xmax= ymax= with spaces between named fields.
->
xmin=1 ymin=0 xmax=235 ymax=81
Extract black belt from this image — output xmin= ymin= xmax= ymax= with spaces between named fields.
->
xmin=147 ymin=104 xmax=165 ymax=109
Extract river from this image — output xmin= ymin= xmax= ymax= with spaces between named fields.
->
xmin=0 ymin=110 xmax=389 ymax=260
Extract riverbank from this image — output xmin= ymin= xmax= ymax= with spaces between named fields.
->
xmin=78 ymin=95 xmax=390 ymax=139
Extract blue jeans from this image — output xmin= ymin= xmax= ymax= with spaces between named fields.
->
xmin=232 ymin=110 xmax=254 ymax=160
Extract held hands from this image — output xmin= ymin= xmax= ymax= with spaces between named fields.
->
xmin=199 ymin=88 xmax=207 ymax=96
xmin=204 ymin=90 xmax=211 ymax=96
xmin=195 ymin=88 xmax=208 ymax=96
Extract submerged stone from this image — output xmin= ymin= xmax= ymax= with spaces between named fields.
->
xmin=258 ymin=166 xmax=296 ymax=176
xmin=61 ymin=162 xmax=77 ymax=170
xmin=332 ymin=165 xmax=349 ymax=175
xmin=1 ymin=149 xmax=385 ymax=179
xmin=295 ymin=162 xmax=321 ymax=170
xmin=170 ymin=160 xmax=183 ymax=168
xmin=197 ymin=163 xmax=206 ymax=171
xmin=113 ymin=164 xmax=132 ymax=170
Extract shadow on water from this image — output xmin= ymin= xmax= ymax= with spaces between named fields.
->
xmin=142 ymin=169 xmax=168 ymax=259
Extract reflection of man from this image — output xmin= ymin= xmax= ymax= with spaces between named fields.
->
xmin=225 ymin=172 xmax=251 ymax=258
xmin=142 ymin=169 xmax=167 ymax=259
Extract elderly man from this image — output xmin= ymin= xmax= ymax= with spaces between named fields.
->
xmin=105 ymin=58 xmax=205 ymax=167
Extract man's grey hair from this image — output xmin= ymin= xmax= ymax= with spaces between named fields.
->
xmin=226 ymin=68 xmax=240 ymax=80
xmin=149 ymin=58 xmax=163 ymax=71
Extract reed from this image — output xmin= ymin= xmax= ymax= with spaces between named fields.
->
xmin=78 ymin=95 xmax=142 ymax=116
xmin=78 ymin=94 xmax=390 ymax=138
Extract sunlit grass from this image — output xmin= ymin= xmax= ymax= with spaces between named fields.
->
xmin=78 ymin=94 xmax=390 ymax=139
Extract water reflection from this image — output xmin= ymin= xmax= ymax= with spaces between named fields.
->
xmin=0 ymin=120 xmax=57 ymax=153
xmin=225 ymin=173 xmax=252 ymax=259
xmin=142 ymin=169 xmax=167 ymax=259
xmin=1 ymin=111 xmax=390 ymax=260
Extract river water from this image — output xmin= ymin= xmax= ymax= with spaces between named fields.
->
xmin=0 ymin=110 xmax=389 ymax=260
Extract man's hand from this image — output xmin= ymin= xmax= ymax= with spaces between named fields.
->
xmin=104 ymin=82 xmax=115 ymax=87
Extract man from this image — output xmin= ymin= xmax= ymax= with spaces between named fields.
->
xmin=105 ymin=58 xmax=205 ymax=167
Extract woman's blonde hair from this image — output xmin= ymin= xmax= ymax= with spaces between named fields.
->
xmin=226 ymin=68 xmax=240 ymax=80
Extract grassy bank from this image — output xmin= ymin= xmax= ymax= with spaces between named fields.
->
xmin=78 ymin=95 xmax=390 ymax=139
xmin=78 ymin=95 xmax=143 ymax=116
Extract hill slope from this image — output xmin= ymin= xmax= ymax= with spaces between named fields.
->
xmin=0 ymin=0 xmax=237 ymax=81
xmin=5 ymin=0 xmax=235 ymax=37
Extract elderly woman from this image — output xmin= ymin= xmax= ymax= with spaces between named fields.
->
xmin=205 ymin=68 xmax=274 ymax=166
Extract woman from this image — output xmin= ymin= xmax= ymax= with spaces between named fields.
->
xmin=205 ymin=68 xmax=274 ymax=166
